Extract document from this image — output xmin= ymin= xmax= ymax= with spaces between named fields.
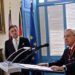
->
xmin=20 ymin=64 xmax=53 ymax=71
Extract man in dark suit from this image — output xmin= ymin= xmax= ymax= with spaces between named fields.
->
xmin=5 ymin=25 xmax=33 ymax=75
xmin=39 ymin=29 xmax=75 ymax=75
xmin=49 ymin=29 xmax=75 ymax=75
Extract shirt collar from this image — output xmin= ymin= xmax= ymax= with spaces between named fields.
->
xmin=68 ymin=42 xmax=75 ymax=50
xmin=13 ymin=37 xmax=19 ymax=41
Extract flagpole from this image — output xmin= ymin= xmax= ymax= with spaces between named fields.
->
xmin=18 ymin=0 xmax=23 ymax=37
xmin=8 ymin=0 xmax=12 ymax=39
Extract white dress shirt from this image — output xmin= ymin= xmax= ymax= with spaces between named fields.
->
xmin=12 ymin=37 xmax=20 ymax=51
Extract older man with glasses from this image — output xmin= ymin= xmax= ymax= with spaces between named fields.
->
xmin=39 ymin=29 xmax=75 ymax=75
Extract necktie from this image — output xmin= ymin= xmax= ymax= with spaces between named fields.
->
xmin=68 ymin=48 xmax=75 ymax=62
xmin=15 ymin=39 xmax=18 ymax=51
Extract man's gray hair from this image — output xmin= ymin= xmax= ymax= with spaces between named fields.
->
xmin=65 ymin=29 xmax=75 ymax=35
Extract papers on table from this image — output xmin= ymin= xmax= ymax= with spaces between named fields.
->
xmin=20 ymin=64 xmax=53 ymax=72
xmin=20 ymin=64 xmax=64 ymax=73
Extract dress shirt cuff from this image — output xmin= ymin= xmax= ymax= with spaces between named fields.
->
xmin=63 ymin=65 xmax=67 ymax=71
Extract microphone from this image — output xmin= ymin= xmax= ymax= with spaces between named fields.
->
xmin=19 ymin=43 xmax=49 ymax=63
xmin=7 ymin=47 xmax=30 ymax=61
xmin=35 ymin=43 xmax=49 ymax=50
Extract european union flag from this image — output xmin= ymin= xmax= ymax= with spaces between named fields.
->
xmin=30 ymin=3 xmax=38 ymax=64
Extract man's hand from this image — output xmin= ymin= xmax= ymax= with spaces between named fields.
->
xmin=50 ymin=66 xmax=64 ymax=72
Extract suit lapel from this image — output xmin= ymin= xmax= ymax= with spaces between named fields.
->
xmin=18 ymin=37 xmax=20 ymax=49
xmin=18 ymin=37 xmax=26 ymax=49
xmin=72 ymin=46 xmax=75 ymax=57
xmin=10 ymin=39 xmax=16 ymax=51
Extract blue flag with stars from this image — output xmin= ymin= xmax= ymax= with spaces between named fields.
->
xmin=30 ymin=3 xmax=38 ymax=64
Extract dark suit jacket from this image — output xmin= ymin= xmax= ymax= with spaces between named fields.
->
xmin=5 ymin=37 xmax=33 ymax=64
xmin=49 ymin=47 xmax=75 ymax=75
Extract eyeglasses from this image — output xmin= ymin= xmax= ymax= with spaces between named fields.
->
xmin=64 ymin=35 xmax=75 ymax=38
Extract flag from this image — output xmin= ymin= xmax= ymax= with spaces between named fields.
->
xmin=19 ymin=8 xmax=23 ymax=36
xmin=8 ymin=9 xmax=12 ymax=39
xmin=30 ymin=3 xmax=39 ymax=64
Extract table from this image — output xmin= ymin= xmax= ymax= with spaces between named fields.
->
xmin=0 ymin=62 xmax=64 ymax=75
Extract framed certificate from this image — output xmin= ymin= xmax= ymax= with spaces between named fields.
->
xmin=0 ymin=0 xmax=5 ymax=33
